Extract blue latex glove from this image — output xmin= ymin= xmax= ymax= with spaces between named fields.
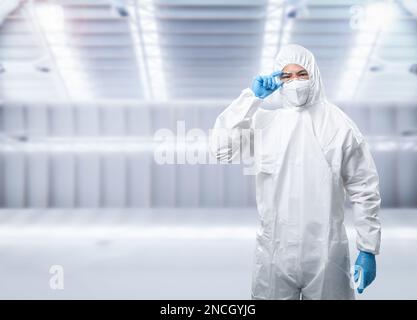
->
xmin=354 ymin=251 xmax=376 ymax=294
xmin=251 ymin=71 xmax=283 ymax=99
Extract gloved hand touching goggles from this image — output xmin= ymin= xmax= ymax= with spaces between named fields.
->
xmin=278 ymin=69 xmax=309 ymax=83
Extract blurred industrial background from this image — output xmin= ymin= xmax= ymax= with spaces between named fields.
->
xmin=0 ymin=0 xmax=416 ymax=299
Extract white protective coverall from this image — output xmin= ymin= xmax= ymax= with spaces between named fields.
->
xmin=209 ymin=44 xmax=381 ymax=300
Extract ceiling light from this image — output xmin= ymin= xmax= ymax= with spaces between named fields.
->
xmin=364 ymin=1 xmax=396 ymax=30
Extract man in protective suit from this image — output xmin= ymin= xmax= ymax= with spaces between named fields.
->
xmin=209 ymin=44 xmax=381 ymax=300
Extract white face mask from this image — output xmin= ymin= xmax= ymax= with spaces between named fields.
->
xmin=281 ymin=79 xmax=311 ymax=107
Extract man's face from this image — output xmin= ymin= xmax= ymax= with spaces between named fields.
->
xmin=279 ymin=64 xmax=309 ymax=83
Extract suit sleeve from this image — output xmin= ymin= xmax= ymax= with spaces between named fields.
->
xmin=208 ymin=88 xmax=262 ymax=163
xmin=342 ymin=138 xmax=382 ymax=255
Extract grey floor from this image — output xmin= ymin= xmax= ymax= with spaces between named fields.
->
xmin=0 ymin=208 xmax=415 ymax=300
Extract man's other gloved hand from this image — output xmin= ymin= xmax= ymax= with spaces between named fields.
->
xmin=354 ymin=251 xmax=376 ymax=294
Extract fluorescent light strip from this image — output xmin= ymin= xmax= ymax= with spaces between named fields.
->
xmin=1 ymin=137 xmax=417 ymax=153
xmin=337 ymin=1 xmax=397 ymax=102
xmin=260 ymin=1 xmax=284 ymax=74
xmin=34 ymin=3 xmax=93 ymax=100
xmin=128 ymin=0 xmax=167 ymax=100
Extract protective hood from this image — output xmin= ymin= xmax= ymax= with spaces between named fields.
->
xmin=274 ymin=44 xmax=326 ymax=108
